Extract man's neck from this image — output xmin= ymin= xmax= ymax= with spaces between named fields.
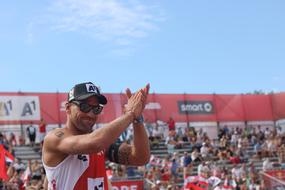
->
xmin=65 ymin=119 xmax=90 ymax=135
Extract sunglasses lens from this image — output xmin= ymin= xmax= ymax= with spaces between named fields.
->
xmin=92 ymin=105 xmax=103 ymax=114
xmin=73 ymin=101 xmax=103 ymax=114
xmin=80 ymin=103 xmax=92 ymax=113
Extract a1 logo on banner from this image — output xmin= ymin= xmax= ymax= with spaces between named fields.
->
xmin=0 ymin=96 xmax=40 ymax=121
xmin=88 ymin=177 xmax=104 ymax=190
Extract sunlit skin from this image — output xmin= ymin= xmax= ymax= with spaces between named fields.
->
xmin=68 ymin=96 xmax=99 ymax=134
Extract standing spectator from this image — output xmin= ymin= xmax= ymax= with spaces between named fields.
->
xmin=170 ymin=159 xmax=178 ymax=183
xmin=167 ymin=117 xmax=175 ymax=131
xmin=38 ymin=118 xmax=46 ymax=147
xmin=26 ymin=122 xmax=36 ymax=147
xmin=182 ymin=152 xmax=192 ymax=178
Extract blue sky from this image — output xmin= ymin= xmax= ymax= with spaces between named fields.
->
xmin=0 ymin=0 xmax=284 ymax=94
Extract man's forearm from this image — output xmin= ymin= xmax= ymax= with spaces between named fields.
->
xmin=89 ymin=113 xmax=134 ymax=150
xmin=131 ymin=123 xmax=150 ymax=164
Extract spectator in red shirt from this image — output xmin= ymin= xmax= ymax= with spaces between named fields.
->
xmin=167 ymin=117 xmax=175 ymax=131
xmin=39 ymin=118 xmax=46 ymax=147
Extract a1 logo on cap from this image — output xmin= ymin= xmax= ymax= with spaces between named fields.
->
xmin=86 ymin=83 xmax=98 ymax=93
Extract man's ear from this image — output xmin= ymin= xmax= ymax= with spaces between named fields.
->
xmin=65 ymin=102 xmax=71 ymax=114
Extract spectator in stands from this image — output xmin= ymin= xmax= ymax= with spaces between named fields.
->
xmin=197 ymin=161 xmax=209 ymax=177
xmin=38 ymin=118 xmax=46 ymax=148
xmin=191 ymin=148 xmax=202 ymax=162
xmin=276 ymin=125 xmax=283 ymax=136
xmin=182 ymin=151 xmax=192 ymax=178
xmin=165 ymin=131 xmax=177 ymax=154
xmin=264 ymin=127 xmax=271 ymax=139
xmin=12 ymin=158 xmax=26 ymax=174
xmin=167 ymin=117 xmax=175 ymax=131
xmin=219 ymin=135 xmax=228 ymax=148
xmin=200 ymin=142 xmax=209 ymax=159
xmin=262 ymin=158 xmax=272 ymax=171
xmin=152 ymin=125 xmax=163 ymax=140
xmin=26 ymin=122 xmax=36 ymax=147
xmin=8 ymin=132 xmax=17 ymax=146
xmin=160 ymin=168 xmax=171 ymax=185
xmin=42 ymin=82 xmax=150 ymax=189
xmin=0 ymin=132 xmax=9 ymax=149
xmin=253 ymin=140 xmax=262 ymax=159
xmin=170 ymin=158 xmax=178 ymax=183
xmin=196 ymin=128 xmax=204 ymax=145
xmin=224 ymin=174 xmax=237 ymax=189
xmin=277 ymin=143 xmax=285 ymax=163
xmin=31 ymin=160 xmax=42 ymax=181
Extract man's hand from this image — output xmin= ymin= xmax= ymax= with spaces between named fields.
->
xmin=124 ymin=84 xmax=150 ymax=119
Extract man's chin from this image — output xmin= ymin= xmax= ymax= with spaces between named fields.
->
xmin=80 ymin=123 xmax=94 ymax=133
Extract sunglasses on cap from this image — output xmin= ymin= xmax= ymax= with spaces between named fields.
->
xmin=71 ymin=100 xmax=104 ymax=115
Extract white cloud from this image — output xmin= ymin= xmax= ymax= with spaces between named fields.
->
xmin=272 ymin=76 xmax=282 ymax=82
xmin=25 ymin=22 xmax=36 ymax=45
xmin=46 ymin=0 xmax=164 ymax=46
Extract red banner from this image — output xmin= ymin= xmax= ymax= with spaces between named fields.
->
xmin=111 ymin=180 xmax=143 ymax=190
xmin=0 ymin=92 xmax=284 ymax=124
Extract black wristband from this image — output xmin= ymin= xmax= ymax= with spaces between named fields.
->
xmin=108 ymin=143 xmax=120 ymax=163
xmin=133 ymin=115 xmax=144 ymax=124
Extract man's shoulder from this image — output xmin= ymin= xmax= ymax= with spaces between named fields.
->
xmin=44 ymin=128 xmax=68 ymax=145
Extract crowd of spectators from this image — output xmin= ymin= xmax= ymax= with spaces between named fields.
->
xmin=0 ymin=119 xmax=285 ymax=190
xmin=141 ymin=121 xmax=285 ymax=190
xmin=0 ymin=131 xmax=46 ymax=190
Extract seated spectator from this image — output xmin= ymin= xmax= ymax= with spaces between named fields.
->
xmin=160 ymin=168 xmax=171 ymax=184
xmin=197 ymin=161 xmax=209 ymax=177
xmin=31 ymin=160 xmax=42 ymax=180
xmin=277 ymin=143 xmax=285 ymax=163
xmin=191 ymin=148 xmax=202 ymax=162
xmin=200 ymin=142 xmax=209 ymax=159
xmin=262 ymin=158 xmax=272 ymax=171
xmin=223 ymin=174 xmax=237 ymax=189
xmin=165 ymin=131 xmax=177 ymax=154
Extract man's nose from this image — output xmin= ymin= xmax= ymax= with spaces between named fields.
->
xmin=86 ymin=109 xmax=97 ymax=118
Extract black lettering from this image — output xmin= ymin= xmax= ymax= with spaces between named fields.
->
xmin=31 ymin=100 xmax=36 ymax=110
xmin=89 ymin=85 xmax=95 ymax=92
xmin=78 ymin=155 xmax=87 ymax=162
xmin=0 ymin=102 xmax=11 ymax=116
xmin=7 ymin=100 xmax=12 ymax=110
xmin=21 ymin=103 xmax=33 ymax=116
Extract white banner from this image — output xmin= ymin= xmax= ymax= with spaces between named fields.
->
xmin=0 ymin=96 xmax=40 ymax=121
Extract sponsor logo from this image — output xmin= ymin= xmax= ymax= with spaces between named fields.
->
xmin=145 ymin=102 xmax=161 ymax=110
xmin=51 ymin=179 xmax=56 ymax=190
xmin=88 ymin=177 xmax=104 ymax=190
xmin=86 ymin=84 xmax=98 ymax=93
xmin=178 ymin=101 xmax=214 ymax=114
xmin=112 ymin=185 xmax=138 ymax=190
xmin=77 ymin=154 xmax=88 ymax=162
xmin=0 ymin=96 xmax=40 ymax=120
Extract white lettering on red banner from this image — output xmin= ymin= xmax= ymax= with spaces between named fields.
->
xmin=111 ymin=180 xmax=143 ymax=190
